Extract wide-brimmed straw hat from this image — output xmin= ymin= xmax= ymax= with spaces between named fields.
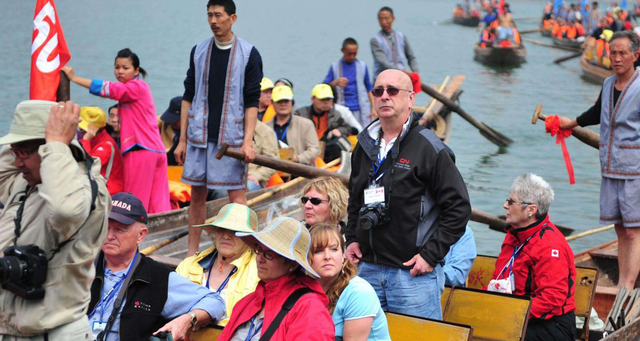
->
xmin=193 ymin=203 xmax=258 ymax=234
xmin=0 ymin=100 xmax=57 ymax=145
xmin=236 ymin=217 xmax=319 ymax=278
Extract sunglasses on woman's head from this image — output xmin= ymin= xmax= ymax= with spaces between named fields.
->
xmin=301 ymin=196 xmax=329 ymax=205
xmin=370 ymin=86 xmax=413 ymax=97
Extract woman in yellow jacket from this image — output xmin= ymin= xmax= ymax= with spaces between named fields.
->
xmin=175 ymin=203 xmax=260 ymax=326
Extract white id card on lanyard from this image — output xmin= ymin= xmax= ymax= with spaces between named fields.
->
xmin=364 ymin=185 xmax=385 ymax=205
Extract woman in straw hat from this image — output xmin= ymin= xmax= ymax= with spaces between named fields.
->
xmin=217 ymin=217 xmax=335 ymax=341
xmin=175 ymin=203 xmax=260 ymax=327
xmin=301 ymin=177 xmax=348 ymax=232
xmin=78 ymin=106 xmax=124 ymax=196
xmin=309 ymin=224 xmax=391 ymax=341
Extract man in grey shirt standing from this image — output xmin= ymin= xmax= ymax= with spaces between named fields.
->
xmin=371 ymin=6 xmax=419 ymax=79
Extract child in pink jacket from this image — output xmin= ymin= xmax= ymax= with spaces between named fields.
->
xmin=63 ymin=48 xmax=171 ymax=213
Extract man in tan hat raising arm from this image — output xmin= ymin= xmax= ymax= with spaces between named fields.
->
xmin=0 ymin=100 xmax=110 ymax=340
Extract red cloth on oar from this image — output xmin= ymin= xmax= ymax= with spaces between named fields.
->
xmin=411 ymin=72 xmax=422 ymax=93
xmin=545 ymin=115 xmax=576 ymax=185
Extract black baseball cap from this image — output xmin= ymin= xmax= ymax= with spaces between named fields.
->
xmin=160 ymin=96 xmax=182 ymax=124
xmin=109 ymin=192 xmax=148 ymax=225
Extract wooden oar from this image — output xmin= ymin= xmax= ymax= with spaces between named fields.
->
xmin=439 ymin=17 xmax=453 ymax=25
xmin=420 ymin=76 xmax=450 ymax=124
xmin=531 ymin=104 xmax=600 ymax=149
xmin=142 ymin=158 xmax=341 ymax=255
xmin=519 ymin=28 xmax=543 ymax=35
xmin=566 ymin=224 xmax=615 ymax=242
xmin=471 ymin=208 xmax=575 ymax=236
xmin=216 ymin=143 xmax=350 ymax=185
xmin=522 ymin=37 xmax=581 ymax=52
xmin=420 ymin=83 xmax=513 ymax=147
xmin=554 ymin=51 xmax=583 ymax=64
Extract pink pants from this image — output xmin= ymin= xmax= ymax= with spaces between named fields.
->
xmin=123 ymin=149 xmax=171 ymax=214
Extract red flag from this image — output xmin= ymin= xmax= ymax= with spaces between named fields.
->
xmin=498 ymin=0 xmax=505 ymax=14
xmin=30 ymin=0 xmax=70 ymax=101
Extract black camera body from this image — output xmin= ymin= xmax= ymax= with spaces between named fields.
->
xmin=0 ymin=245 xmax=48 ymax=300
xmin=357 ymin=202 xmax=389 ymax=230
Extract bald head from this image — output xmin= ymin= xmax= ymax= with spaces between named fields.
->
xmin=373 ymin=69 xmax=415 ymax=124
xmin=376 ymin=69 xmax=412 ymax=89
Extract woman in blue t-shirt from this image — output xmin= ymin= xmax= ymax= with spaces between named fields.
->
xmin=309 ymin=224 xmax=391 ymax=341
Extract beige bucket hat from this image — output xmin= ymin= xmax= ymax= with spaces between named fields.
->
xmin=193 ymin=203 xmax=258 ymax=234
xmin=0 ymin=100 xmax=58 ymax=145
xmin=236 ymin=216 xmax=319 ymax=278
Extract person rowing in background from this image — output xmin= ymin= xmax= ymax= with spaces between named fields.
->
xmin=488 ymin=174 xmax=576 ymax=341
xmin=62 ymin=48 xmax=171 ymax=213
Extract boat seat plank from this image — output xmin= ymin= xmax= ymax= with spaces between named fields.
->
xmin=386 ymin=311 xmax=473 ymax=341
xmin=442 ymin=286 xmax=453 ymax=313
xmin=467 ymin=254 xmax=497 ymax=290
xmin=588 ymin=249 xmax=618 ymax=260
xmin=443 ymin=287 xmax=531 ymax=341
xmin=575 ymin=266 xmax=598 ymax=340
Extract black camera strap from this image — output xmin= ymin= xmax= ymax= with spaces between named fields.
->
xmin=12 ymin=147 xmax=98 ymax=261
xmin=258 ymin=287 xmax=311 ymax=341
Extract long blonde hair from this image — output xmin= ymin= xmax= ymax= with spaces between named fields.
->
xmin=302 ymin=177 xmax=349 ymax=225
xmin=308 ymin=223 xmax=358 ymax=314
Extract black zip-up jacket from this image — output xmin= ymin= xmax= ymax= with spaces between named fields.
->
xmin=345 ymin=115 xmax=471 ymax=268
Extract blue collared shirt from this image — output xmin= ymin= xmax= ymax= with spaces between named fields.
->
xmin=89 ymin=262 xmax=225 ymax=341
xmin=443 ymin=226 xmax=477 ymax=287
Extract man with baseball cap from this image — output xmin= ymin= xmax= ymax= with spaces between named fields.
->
xmin=0 ymin=100 xmax=110 ymax=340
xmin=258 ymin=77 xmax=275 ymax=122
xmin=266 ymin=86 xmax=320 ymax=166
xmin=158 ymin=96 xmax=183 ymax=166
xmin=88 ymin=192 xmax=225 ymax=341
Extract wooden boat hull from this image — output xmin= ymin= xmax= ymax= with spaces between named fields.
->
xmin=580 ymin=53 xmax=613 ymax=83
xmin=552 ymin=36 xmax=583 ymax=49
xmin=453 ymin=16 xmax=480 ymax=27
xmin=540 ymin=28 xmax=552 ymax=37
xmin=473 ymin=44 xmax=526 ymax=65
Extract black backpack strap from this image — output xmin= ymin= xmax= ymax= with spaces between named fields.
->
xmin=258 ymin=287 xmax=312 ymax=341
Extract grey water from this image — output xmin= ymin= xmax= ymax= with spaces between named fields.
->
xmin=0 ymin=0 xmax=611 ymax=255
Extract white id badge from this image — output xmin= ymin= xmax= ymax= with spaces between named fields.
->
xmin=364 ymin=186 xmax=385 ymax=205
xmin=487 ymin=278 xmax=513 ymax=294
xmin=509 ymin=272 xmax=516 ymax=292
xmin=92 ymin=321 xmax=106 ymax=332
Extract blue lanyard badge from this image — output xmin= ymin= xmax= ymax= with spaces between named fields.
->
xmin=206 ymin=262 xmax=238 ymax=294
xmin=276 ymin=124 xmax=289 ymax=142
xmin=90 ymin=252 xmax=139 ymax=320
xmin=245 ymin=315 xmax=264 ymax=341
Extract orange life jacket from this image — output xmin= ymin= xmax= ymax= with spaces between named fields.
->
xmin=567 ymin=26 xmax=578 ymax=39
xmin=552 ymin=23 xmax=561 ymax=37
xmin=575 ymin=22 xmax=585 ymax=37
xmin=596 ymin=39 xmax=610 ymax=57
xmin=514 ymin=29 xmax=521 ymax=44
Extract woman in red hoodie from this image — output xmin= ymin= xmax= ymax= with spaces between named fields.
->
xmin=217 ymin=217 xmax=335 ymax=341
xmin=78 ymin=106 xmax=124 ymax=195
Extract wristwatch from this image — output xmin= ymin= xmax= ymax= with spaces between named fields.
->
xmin=189 ymin=311 xmax=198 ymax=330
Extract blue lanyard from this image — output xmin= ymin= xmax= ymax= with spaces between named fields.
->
xmin=497 ymin=223 xmax=547 ymax=279
xmin=276 ymin=124 xmax=289 ymax=142
xmin=370 ymin=138 xmax=388 ymax=184
xmin=90 ymin=252 xmax=139 ymax=320
xmin=205 ymin=257 xmax=238 ymax=294
xmin=245 ymin=315 xmax=264 ymax=341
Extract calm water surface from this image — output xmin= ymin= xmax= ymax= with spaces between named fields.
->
xmin=0 ymin=0 xmax=611 ymax=255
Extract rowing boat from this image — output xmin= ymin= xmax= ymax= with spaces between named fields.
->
xmin=541 ymin=27 xmax=552 ymax=37
xmin=580 ymin=52 xmax=613 ymax=83
xmin=552 ymin=36 xmax=584 ymax=49
xmin=453 ymin=15 xmax=481 ymax=27
xmin=473 ymin=43 xmax=527 ymax=66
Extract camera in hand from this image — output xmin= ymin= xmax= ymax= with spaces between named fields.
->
xmin=358 ymin=202 xmax=389 ymax=230
xmin=0 ymin=245 xmax=48 ymax=300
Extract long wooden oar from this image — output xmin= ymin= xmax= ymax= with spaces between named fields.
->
xmin=142 ymin=158 xmax=342 ymax=255
xmin=471 ymin=208 xmax=575 ymax=236
xmin=420 ymin=76 xmax=450 ymax=124
xmin=439 ymin=17 xmax=453 ymax=25
xmin=566 ymin=224 xmax=615 ymax=242
xmin=531 ymin=104 xmax=600 ymax=149
xmin=216 ymin=143 xmax=350 ymax=185
xmin=420 ymin=83 xmax=513 ymax=147
xmin=554 ymin=51 xmax=583 ymax=64
xmin=519 ymin=28 xmax=543 ymax=35
xmin=522 ymin=37 xmax=581 ymax=52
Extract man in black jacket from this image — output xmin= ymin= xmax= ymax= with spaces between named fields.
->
xmin=345 ymin=69 xmax=471 ymax=319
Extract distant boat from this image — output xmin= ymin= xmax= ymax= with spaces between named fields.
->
xmin=579 ymin=51 xmax=613 ymax=83
xmin=552 ymin=36 xmax=584 ymax=49
xmin=473 ymin=43 xmax=527 ymax=65
xmin=540 ymin=27 xmax=552 ymax=37
xmin=453 ymin=15 xmax=481 ymax=27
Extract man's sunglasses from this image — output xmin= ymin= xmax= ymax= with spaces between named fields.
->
xmin=370 ymin=86 xmax=413 ymax=97
xmin=301 ymin=196 xmax=329 ymax=205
